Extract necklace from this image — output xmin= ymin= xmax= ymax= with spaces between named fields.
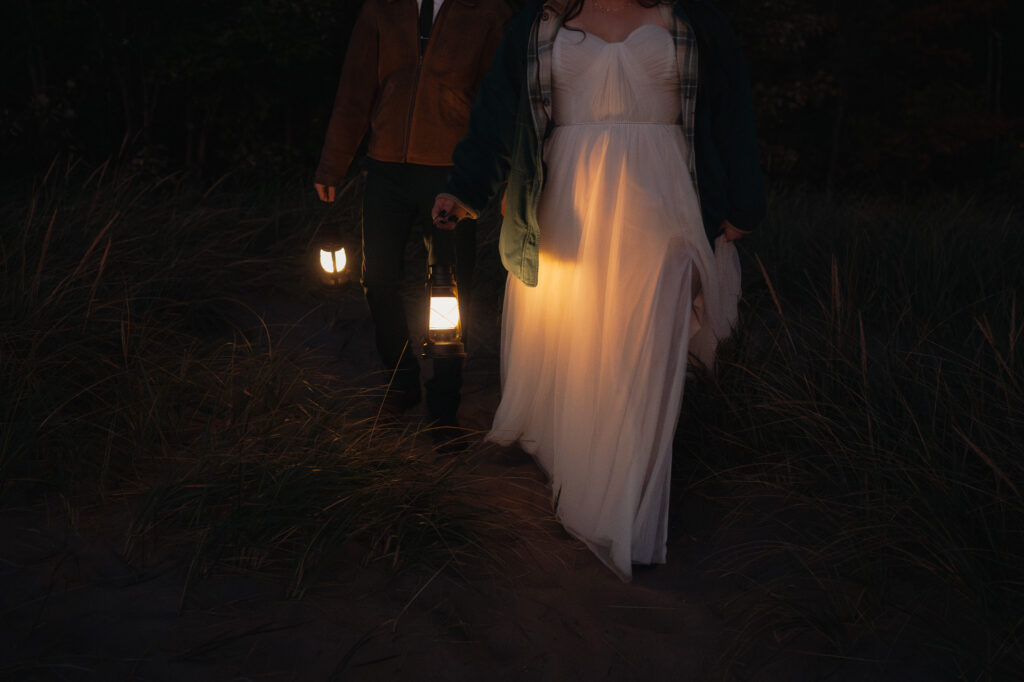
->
xmin=590 ymin=0 xmax=629 ymax=13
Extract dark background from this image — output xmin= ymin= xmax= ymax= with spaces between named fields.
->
xmin=2 ymin=4 xmax=1021 ymax=677
xmin=1 ymin=0 xmax=1021 ymax=194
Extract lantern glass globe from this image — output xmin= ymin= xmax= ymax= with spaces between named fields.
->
xmin=320 ymin=248 xmax=346 ymax=274
xmin=429 ymin=296 xmax=460 ymax=330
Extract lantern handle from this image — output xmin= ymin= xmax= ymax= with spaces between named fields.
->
xmin=427 ymin=224 xmax=458 ymax=270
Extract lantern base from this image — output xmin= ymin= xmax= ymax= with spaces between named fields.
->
xmin=421 ymin=340 xmax=467 ymax=359
xmin=318 ymin=274 xmax=353 ymax=292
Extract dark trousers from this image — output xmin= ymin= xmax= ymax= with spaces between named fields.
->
xmin=361 ymin=159 xmax=476 ymax=421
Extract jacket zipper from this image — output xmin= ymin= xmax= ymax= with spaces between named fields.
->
xmin=401 ymin=0 xmax=421 ymax=164
xmin=404 ymin=56 xmax=422 ymax=164
xmin=404 ymin=0 xmax=450 ymax=163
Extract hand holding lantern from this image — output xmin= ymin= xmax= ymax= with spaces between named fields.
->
xmin=431 ymin=196 xmax=471 ymax=230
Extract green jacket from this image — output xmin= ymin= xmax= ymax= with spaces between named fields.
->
xmin=443 ymin=0 xmax=765 ymax=287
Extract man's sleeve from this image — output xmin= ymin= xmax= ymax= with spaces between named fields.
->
xmin=314 ymin=1 xmax=380 ymax=186
xmin=444 ymin=2 xmax=535 ymax=215
xmin=475 ymin=0 xmax=516 ymax=85
xmin=713 ymin=14 xmax=766 ymax=232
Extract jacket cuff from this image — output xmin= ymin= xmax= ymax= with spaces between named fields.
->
xmin=723 ymin=212 xmax=760 ymax=234
xmin=314 ymin=154 xmax=354 ymax=187
xmin=722 ymin=218 xmax=755 ymax=234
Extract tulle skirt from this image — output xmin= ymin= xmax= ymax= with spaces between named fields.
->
xmin=488 ymin=121 xmax=741 ymax=580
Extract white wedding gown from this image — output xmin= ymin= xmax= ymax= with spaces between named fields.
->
xmin=488 ymin=24 xmax=741 ymax=581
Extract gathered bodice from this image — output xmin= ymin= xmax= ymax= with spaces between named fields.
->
xmin=551 ymin=23 xmax=681 ymax=127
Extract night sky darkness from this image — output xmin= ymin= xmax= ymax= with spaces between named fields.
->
xmin=1 ymin=0 xmax=1020 ymax=190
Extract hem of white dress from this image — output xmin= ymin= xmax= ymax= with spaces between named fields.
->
xmin=557 ymin=514 xmax=668 ymax=583
xmin=486 ymin=431 xmax=668 ymax=583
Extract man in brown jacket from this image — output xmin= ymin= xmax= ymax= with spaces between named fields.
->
xmin=314 ymin=0 xmax=511 ymax=435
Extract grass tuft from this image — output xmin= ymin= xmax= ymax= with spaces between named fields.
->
xmin=680 ymin=186 xmax=1024 ymax=680
xmin=1 ymin=157 xmax=503 ymax=600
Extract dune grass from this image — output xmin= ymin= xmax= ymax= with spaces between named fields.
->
xmin=679 ymin=187 xmax=1023 ymax=680
xmin=0 ymin=158 xmax=505 ymax=600
xmin=3 ymin=159 xmax=1021 ymax=679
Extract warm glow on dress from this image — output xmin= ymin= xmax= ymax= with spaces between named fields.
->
xmin=319 ymin=248 xmax=347 ymax=273
xmin=429 ymin=296 xmax=460 ymax=329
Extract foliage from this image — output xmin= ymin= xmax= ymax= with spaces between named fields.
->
xmin=717 ymin=0 xmax=1020 ymax=189
xmin=679 ymin=187 xmax=1024 ymax=680
xmin=0 ymin=158 xmax=502 ymax=594
xmin=2 ymin=153 xmax=1021 ymax=676
xmin=1 ymin=0 xmax=1021 ymax=188
xmin=0 ymin=0 xmax=364 ymax=178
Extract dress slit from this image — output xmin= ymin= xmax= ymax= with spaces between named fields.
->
xmin=487 ymin=25 xmax=740 ymax=580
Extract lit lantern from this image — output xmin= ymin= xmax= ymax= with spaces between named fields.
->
xmin=317 ymin=239 xmax=350 ymax=289
xmin=422 ymin=227 xmax=466 ymax=359
xmin=423 ymin=264 xmax=466 ymax=358
xmin=429 ymin=290 xmax=460 ymax=331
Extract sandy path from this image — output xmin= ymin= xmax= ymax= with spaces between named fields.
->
xmin=1 ymin=257 xmax=744 ymax=681
xmin=1 ymin=495 xmax=726 ymax=681
xmin=4 ymin=228 xmax=941 ymax=681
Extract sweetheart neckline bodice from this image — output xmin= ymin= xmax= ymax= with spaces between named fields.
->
xmin=551 ymin=22 xmax=680 ymax=126
xmin=559 ymin=22 xmax=670 ymax=46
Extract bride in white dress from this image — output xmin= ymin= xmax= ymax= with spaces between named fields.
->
xmin=433 ymin=0 xmax=757 ymax=581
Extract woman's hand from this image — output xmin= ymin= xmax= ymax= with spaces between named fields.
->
xmin=431 ymin=195 xmax=471 ymax=230
xmin=721 ymin=219 xmax=751 ymax=242
xmin=315 ymin=183 xmax=336 ymax=203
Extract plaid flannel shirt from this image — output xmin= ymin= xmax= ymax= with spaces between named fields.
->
xmin=528 ymin=0 xmax=700 ymax=182
xmin=444 ymin=0 xmax=762 ymax=287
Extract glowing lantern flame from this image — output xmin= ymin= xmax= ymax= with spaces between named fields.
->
xmin=429 ymin=296 xmax=460 ymax=330
xmin=421 ymin=238 xmax=466 ymax=358
xmin=319 ymin=247 xmax=346 ymax=274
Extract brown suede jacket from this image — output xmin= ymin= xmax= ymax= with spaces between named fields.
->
xmin=315 ymin=0 xmax=512 ymax=187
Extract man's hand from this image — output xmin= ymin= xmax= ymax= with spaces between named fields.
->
xmin=721 ymin=219 xmax=751 ymax=242
xmin=431 ymin=195 xmax=471 ymax=230
xmin=315 ymin=183 xmax=336 ymax=203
